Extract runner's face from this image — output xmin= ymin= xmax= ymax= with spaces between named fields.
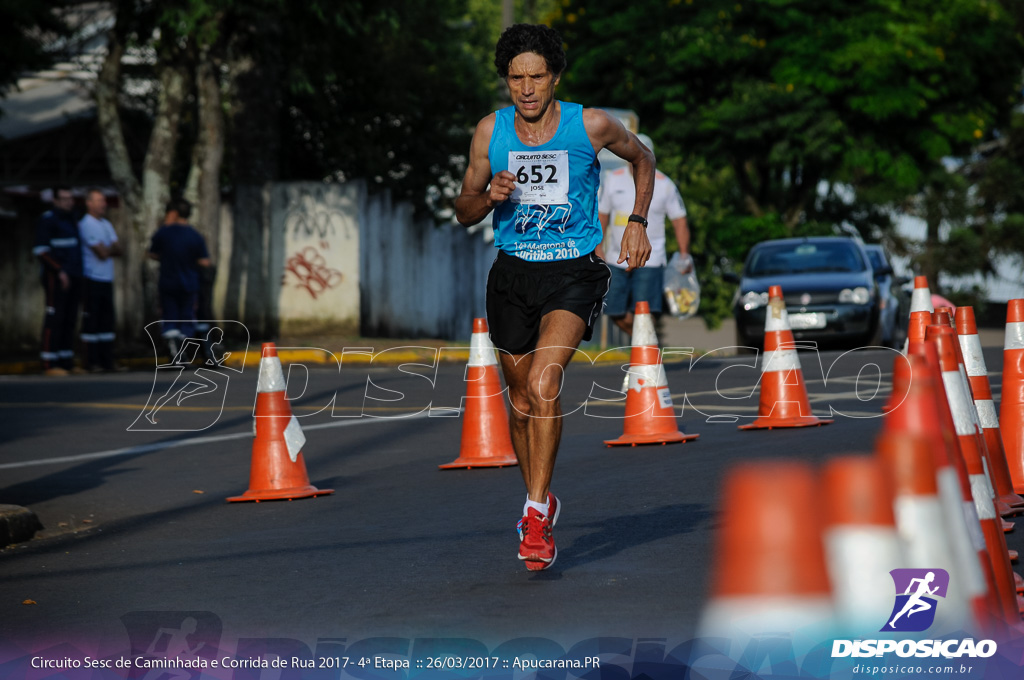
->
xmin=506 ymin=52 xmax=560 ymax=122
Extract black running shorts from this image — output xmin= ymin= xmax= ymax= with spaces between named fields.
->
xmin=486 ymin=250 xmax=611 ymax=355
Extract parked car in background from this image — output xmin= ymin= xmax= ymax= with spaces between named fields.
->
xmin=863 ymin=244 xmax=910 ymax=348
xmin=727 ymin=236 xmax=882 ymax=351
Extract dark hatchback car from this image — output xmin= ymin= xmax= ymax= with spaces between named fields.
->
xmin=864 ymin=244 xmax=911 ymax=348
xmin=728 ymin=237 xmax=881 ymax=350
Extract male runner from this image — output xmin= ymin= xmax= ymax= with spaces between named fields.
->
xmin=455 ymin=23 xmax=655 ymax=570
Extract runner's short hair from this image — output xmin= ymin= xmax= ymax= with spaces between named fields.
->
xmin=494 ymin=24 xmax=566 ymax=79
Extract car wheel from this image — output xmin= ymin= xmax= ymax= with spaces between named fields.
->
xmin=866 ymin=320 xmax=885 ymax=348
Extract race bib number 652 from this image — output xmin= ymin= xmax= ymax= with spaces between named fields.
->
xmin=508 ymin=150 xmax=569 ymax=205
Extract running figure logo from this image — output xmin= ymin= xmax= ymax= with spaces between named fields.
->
xmin=881 ymin=568 xmax=950 ymax=632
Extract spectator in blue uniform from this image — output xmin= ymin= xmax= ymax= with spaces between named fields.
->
xmin=33 ymin=187 xmax=84 ymax=375
xmin=148 ymin=198 xmax=212 ymax=361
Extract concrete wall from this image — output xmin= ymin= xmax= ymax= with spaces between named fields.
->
xmin=265 ymin=179 xmax=493 ymax=340
xmin=358 ymin=183 xmax=492 ymax=340
xmin=271 ymin=182 xmax=362 ymax=335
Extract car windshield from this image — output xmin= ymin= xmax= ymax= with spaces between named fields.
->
xmin=865 ymin=248 xmax=885 ymax=271
xmin=747 ymin=241 xmax=867 ymax=276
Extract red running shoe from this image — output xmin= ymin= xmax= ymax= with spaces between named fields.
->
xmin=517 ymin=494 xmax=560 ymax=570
xmin=517 ymin=493 xmax=560 ymax=539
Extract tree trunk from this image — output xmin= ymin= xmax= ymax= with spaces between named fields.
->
xmin=94 ymin=19 xmax=189 ymax=342
xmin=733 ymin=159 xmax=764 ymax=218
xmin=226 ymin=25 xmax=284 ymax=337
xmin=185 ymin=49 xmax=225 ymax=264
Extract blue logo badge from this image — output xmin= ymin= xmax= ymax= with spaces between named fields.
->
xmin=881 ymin=568 xmax=950 ymax=632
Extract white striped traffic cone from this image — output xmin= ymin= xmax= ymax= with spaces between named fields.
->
xmin=823 ymin=455 xmax=907 ymax=633
xmin=439 ymin=318 xmax=518 ymax=468
xmin=955 ymin=306 xmax=1024 ymax=512
xmin=888 ymin=348 xmax=997 ymax=630
xmin=228 ymin=343 xmax=333 ymax=502
xmin=1001 ymin=300 xmax=1024 ymax=494
xmin=877 ymin=429 xmax=974 ymax=634
xmin=739 ymin=285 xmax=832 ymax=429
xmin=928 ymin=328 xmax=1022 ymax=623
xmin=929 ymin=318 xmax=1016 ymax=527
xmin=699 ymin=461 xmax=834 ymax=645
xmin=902 ymin=276 xmax=935 ymax=355
xmin=604 ymin=301 xmax=699 ymax=446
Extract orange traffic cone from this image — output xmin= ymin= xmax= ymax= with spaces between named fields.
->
xmin=822 ymin=455 xmax=906 ymax=632
xmin=956 ymin=306 xmax=1024 ymax=511
xmin=882 ymin=353 xmax=995 ymax=630
xmin=876 ymin=430 xmax=979 ymax=633
xmin=911 ymin=275 xmax=935 ymax=314
xmin=882 ymin=309 xmax=930 ymax=414
xmin=699 ymin=461 xmax=834 ymax=641
xmin=1002 ymin=300 xmax=1024 ymax=494
xmin=928 ymin=323 xmax=1016 ymax=527
xmin=604 ymin=301 xmax=699 ymax=446
xmin=928 ymin=328 xmax=1021 ymax=623
xmin=906 ymin=310 xmax=932 ymax=354
xmin=739 ymin=285 xmax=832 ymax=430
xmin=439 ymin=318 xmax=518 ymax=468
xmin=902 ymin=276 xmax=935 ymax=354
xmin=228 ymin=343 xmax=333 ymax=502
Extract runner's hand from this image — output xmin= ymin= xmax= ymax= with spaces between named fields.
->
xmin=489 ymin=170 xmax=517 ymax=205
xmin=618 ymin=223 xmax=652 ymax=271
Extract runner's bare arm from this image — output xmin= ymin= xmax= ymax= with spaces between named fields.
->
xmin=583 ymin=109 xmax=655 ymax=270
xmin=455 ymin=115 xmax=516 ymax=226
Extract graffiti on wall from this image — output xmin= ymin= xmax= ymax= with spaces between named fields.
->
xmin=280 ymin=185 xmax=354 ymax=300
xmin=283 ymin=185 xmax=355 ymax=241
xmin=283 ymin=242 xmax=344 ymax=300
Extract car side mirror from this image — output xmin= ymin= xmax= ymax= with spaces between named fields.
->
xmin=722 ymin=271 xmax=740 ymax=284
xmin=874 ymin=265 xmax=894 ymax=277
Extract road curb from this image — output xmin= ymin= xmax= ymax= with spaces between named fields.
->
xmin=0 ymin=505 xmax=43 ymax=548
xmin=223 ymin=347 xmax=637 ymax=369
xmin=0 ymin=347 xmax=672 ymax=375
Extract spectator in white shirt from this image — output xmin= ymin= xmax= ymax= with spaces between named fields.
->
xmin=79 ymin=188 xmax=124 ymax=372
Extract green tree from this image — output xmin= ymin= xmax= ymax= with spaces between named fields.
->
xmin=552 ymin=0 xmax=1024 ymax=325
xmin=278 ymin=0 xmax=491 ymax=208
xmin=94 ymin=0 xmax=494 ymax=336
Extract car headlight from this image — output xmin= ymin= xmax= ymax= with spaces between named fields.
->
xmin=839 ymin=287 xmax=871 ymax=305
xmin=741 ymin=291 xmax=770 ymax=310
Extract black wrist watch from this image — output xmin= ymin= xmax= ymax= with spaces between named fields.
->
xmin=628 ymin=213 xmax=648 ymax=228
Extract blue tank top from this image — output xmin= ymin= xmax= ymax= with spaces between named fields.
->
xmin=488 ymin=102 xmax=601 ymax=261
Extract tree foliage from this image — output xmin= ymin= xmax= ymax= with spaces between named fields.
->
xmin=277 ymin=0 xmax=491 ymax=208
xmin=551 ymin=0 xmax=1024 ymax=325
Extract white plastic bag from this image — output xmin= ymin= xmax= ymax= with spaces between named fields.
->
xmin=663 ymin=252 xmax=700 ymax=319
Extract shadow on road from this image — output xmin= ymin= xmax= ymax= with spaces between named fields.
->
xmin=537 ymin=502 xmax=711 ymax=575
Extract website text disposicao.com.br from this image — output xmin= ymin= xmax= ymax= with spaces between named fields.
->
xmin=849 ymin=662 xmax=978 ymax=676
xmin=835 ymin=637 xmax=997 ymax=677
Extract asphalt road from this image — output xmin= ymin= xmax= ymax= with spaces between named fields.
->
xmin=2 ymin=344 xmax=1023 ymax=670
